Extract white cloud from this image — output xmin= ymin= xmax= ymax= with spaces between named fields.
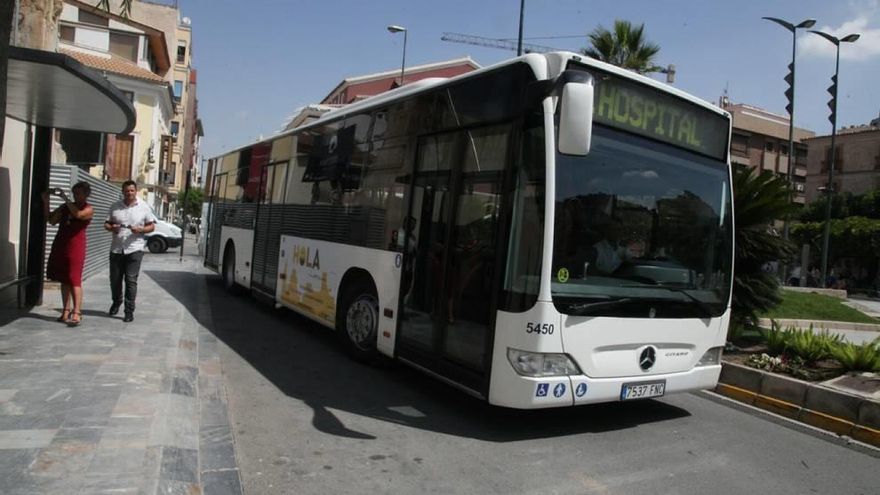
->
xmin=799 ymin=17 xmax=880 ymax=61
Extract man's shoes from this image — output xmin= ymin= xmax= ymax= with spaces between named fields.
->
xmin=122 ymin=312 xmax=134 ymax=323
xmin=108 ymin=303 xmax=121 ymax=316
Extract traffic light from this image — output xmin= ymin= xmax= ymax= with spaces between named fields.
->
xmin=784 ymin=62 xmax=794 ymax=115
xmin=827 ymin=74 xmax=838 ymax=125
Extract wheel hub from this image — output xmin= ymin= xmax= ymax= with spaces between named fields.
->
xmin=347 ymin=296 xmax=377 ymax=349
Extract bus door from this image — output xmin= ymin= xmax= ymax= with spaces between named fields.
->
xmin=398 ymin=127 xmax=507 ymax=392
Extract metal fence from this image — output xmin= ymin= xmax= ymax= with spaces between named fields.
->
xmin=45 ymin=165 xmax=121 ymax=282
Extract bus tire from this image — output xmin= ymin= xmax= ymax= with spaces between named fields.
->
xmin=337 ymin=281 xmax=380 ymax=363
xmin=222 ymin=244 xmax=238 ymax=294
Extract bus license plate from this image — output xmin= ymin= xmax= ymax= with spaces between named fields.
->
xmin=621 ymin=380 xmax=666 ymax=400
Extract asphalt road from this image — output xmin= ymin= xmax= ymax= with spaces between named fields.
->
xmin=202 ymin=276 xmax=879 ymax=495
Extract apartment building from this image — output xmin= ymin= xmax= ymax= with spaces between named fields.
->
xmin=56 ymin=0 xmax=175 ymax=211
xmin=803 ymin=119 xmax=880 ymax=202
xmin=720 ymin=98 xmax=815 ymax=203
xmin=111 ymin=0 xmax=203 ymax=220
xmin=282 ymin=57 xmax=480 ymax=132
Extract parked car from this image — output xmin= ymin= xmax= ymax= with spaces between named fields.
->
xmin=145 ymin=218 xmax=183 ymax=253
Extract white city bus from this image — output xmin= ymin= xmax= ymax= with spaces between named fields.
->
xmin=204 ymin=52 xmax=733 ymax=408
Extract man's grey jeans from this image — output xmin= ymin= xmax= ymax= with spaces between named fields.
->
xmin=109 ymin=251 xmax=144 ymax=313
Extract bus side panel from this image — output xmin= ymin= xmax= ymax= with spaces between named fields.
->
xmin=276 ymin=235 xmax=401 ymax=357
xmin=220 ymin=226 xmax=254 ymax=289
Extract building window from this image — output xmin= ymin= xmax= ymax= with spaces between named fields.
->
xmin=176 ymin=43 xmax=187 ymax=64
xmin=173 ymin=80 xmax=184 ymax=101
xmin=170 ymin=121 xmax=180 ymax=138
xmin=765 ymin=141 xmax=775 ymax=152
xmin=59 ymin=24 xmax=75 ymax=42
xmin=109 ymin=32 xmax=139 ymax=62
xmin=731 ymin=133 xmax=748 ymax=155
xmin=78 ymin=10 xmax=108 ymax=26
xmin=820 ymin=145 xmax=844 ymax=173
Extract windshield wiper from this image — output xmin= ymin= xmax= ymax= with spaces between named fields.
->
xmin=665 ymin=287 xmax=716 ymax=318
xmin=618 ymin=283 xmax=717 ymax=317
xmin=564 ymin=298 xmax=634 ymax=315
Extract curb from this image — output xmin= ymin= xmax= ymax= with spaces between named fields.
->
xmin=716 ymin=362 xmax=880 ymax=448
xmin=757 ymin=318 xmax=880 ymax=333
xmin=782 ymin=286 xmax=848 ymax=299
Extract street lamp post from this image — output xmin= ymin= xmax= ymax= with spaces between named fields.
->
xmin=809 ymin=29 xmax=860 ymax=287
xmin=762 ymin=17 xmax=815 ymax=239
xmin=387 ymin=25 xmax=407 ymax=86
xmin=517 ymin=0 xmax=525 ymax=56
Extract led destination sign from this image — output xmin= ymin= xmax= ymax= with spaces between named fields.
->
xmin=570 ymin=64 xmax=729 ymax=160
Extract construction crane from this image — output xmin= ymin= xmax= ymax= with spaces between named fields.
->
xmin=440 ymin=32 xmax=562 ymax=54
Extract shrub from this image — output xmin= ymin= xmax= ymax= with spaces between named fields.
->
xmin=759 ymin=320 xmax=790 ymax=355
xmin=787 ymin=326 xmax=841 ymax=365
xmin=831 ymin=338 xmax=880 ymax=372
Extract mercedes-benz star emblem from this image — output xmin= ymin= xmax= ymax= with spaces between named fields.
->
xmin=639 ymin=346 xmax=657 ymax=371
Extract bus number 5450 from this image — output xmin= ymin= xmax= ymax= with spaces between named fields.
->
xmin=526 ymin=322 xmax=554 ymax=335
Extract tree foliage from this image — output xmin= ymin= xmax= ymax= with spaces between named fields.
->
xmin=731 ymin=167 xmax=798 ymax=328
xmin=790 ymin=216 xmax=880 ymax=261
xmin=181 ymin=187 xmax=203 ymax=218
xmin=582 ymin=19 xmax=662 ymax=74
xmin=799 ymin=189 xmax=880 ymax=222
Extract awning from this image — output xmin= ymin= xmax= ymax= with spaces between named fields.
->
xmin=5 ymin=46 xmax=135 ymax=134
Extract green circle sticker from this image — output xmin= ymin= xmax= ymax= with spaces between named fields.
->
xmin=557 ymin=268 xmax=570 ymax=283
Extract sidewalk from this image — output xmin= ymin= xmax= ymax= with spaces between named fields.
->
xmin=0 ymin=243 xmax=241 ymax=495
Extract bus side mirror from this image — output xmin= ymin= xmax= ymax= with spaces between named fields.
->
xmin=558 ymin=77 xmax=594 ymax=156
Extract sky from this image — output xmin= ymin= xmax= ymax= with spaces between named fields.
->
xmin=174 ymin=0 xmax=880 ymax=159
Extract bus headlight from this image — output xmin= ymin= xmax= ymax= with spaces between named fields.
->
xmin=697 ymin=347 xmax=723 ymax=366
xmin=507 ymin=348 xmax=581 ymax=377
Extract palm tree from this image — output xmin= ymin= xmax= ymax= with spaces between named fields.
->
xmin=731 ymin=166 xmax=799 ymax=332
xmin=583 ymin=19 xmax=661 ymax=74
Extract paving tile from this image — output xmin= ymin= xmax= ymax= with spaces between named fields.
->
xmin=87 ymin=447 xmax=148 ymax=476
xmin=201 ymin=469 xmax=243 ymax=495
xmin=0 ymin=447 xmax=41 ymax=472
xmin=52 ymin=426 xmax=104 ymax=443
xmin=0 ymin=412 xmax=65 ymax=430
xmin=78 ymin=474 xmax=145 ymax=495
xmin=159 ymin=446 xmax=198 ymax=483
xmin=157 ymin=478 xmax=202 ymax=495
xmin=171 ymin=366 xmax=198 ymax=397
xmin=112 ymin=393 xmax=161 ymax=418
xmin=200 ymin=398 xmax=229 ymax=428
xmin=0 ymin=429 xmax=57 ymax=449
xmin=200 ymin=425 xmax=236 ymax=472
xmin=31 ymin=439 xmax=98 ymax=478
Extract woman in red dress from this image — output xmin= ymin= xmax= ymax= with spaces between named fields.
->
xmin=42 ymin=181 xmax=94 ymax=326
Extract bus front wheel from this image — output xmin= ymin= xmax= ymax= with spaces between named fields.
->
xmin=338 ymin=282 xmax=379 ymax=362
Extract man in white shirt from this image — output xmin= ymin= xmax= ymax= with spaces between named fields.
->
xmin=103 ymin=181 xmax=156 ymax=322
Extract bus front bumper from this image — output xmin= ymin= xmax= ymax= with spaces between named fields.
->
xmin=488 ymin=364 xmax=722 ymax=409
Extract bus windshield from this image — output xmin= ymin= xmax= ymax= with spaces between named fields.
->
xmin=551 ymin=125 xmax=732 ymax=318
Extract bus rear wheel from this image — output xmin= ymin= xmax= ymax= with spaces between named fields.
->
xmin=338 ymin=283 xmax=379 ymax=362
